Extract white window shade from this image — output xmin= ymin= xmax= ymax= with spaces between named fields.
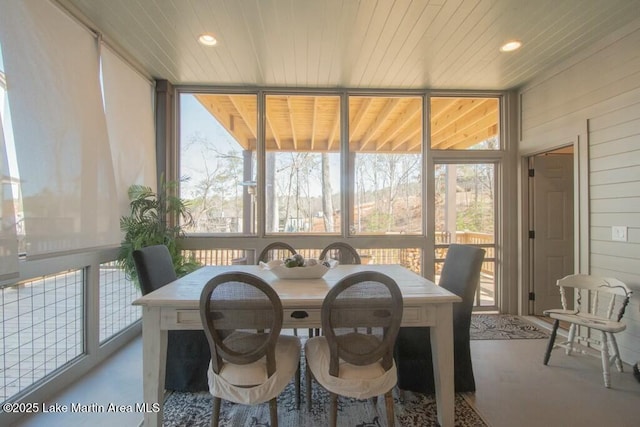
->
xmin=101 ymin=46 xmax=156 ymax=218
xmin=0 ymin=0 xmax=120 ymax=257
xmin=0 ymin=106 xmax=18 ymax=282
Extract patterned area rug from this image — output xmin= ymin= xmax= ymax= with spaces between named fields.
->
xmin=162 ymin=316 xmax=545 ymax=425
xmin=164 ymin=354 xmax=488 ymax=427
xmin=163 ymin=388 xmax=487 ymax=427
xmin=470 ymin=314 xmax=548 ymax=340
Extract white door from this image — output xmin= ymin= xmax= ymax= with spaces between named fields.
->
xmin=531 ymin=153 xmax=574 ymax=315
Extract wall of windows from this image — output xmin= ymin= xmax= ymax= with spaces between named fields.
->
xmin=177 ymin=91 xmax=507 ymax=310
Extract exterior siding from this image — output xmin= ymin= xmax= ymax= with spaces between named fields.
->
xmin=519 ymin=17 xmax=640 ymax=363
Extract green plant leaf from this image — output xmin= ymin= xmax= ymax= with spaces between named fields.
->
xmin=117 ymin=178 xmax=201 ymax=287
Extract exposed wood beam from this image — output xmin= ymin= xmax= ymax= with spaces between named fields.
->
xmin=441 ymin=120 xmax=499 ymax=149
xmin=311 ymin=97 xmax=317 ymax=150
xmin=327 ymin=107 xmax=340 ymax=151
xmin=432 ymin=100 xmax=498 ymax=148
xmin=349 ymin=97 xmax=372 ymax=141
xmin=390 ymin=116 xmax=422 ymax=151
xmin=194 ymin=95 xmax=249 ymax=149
xmin=286 ymin=97 xmax=298 ymax=150
xmin=431 ymin=98 xmax=495 ymax=140
xmin=360 ymin=98 xmax=401 ymax=150
xmin=265 ymin=112 xmax=282 ymax=150
xmin=405 ymin=134 xmax=422 ymax=152
xmin=198 ymin=94 xmax=498 ymax=153
xmin=380 ymin=99 xmax=421 ymax=149
xmin=228 ymin=95 xmax=257 ymax=140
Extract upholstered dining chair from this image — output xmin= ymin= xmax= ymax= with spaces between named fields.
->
xmin=543 ymin=274 xmax=632 ymax=388
xmin=200 ymin=272 xmax=301 ymax=427
xmin=319 ymin=242 xmax=362 ymax=265
xmin=305 ymin=271 xmax=403 ymax=426
xmin=257 ymin=242 xmax=297 ymax=264
xmin=256 ymin=241 xmax=307 ymax=336
xmin=132 ymin=244 xmax=210 ymax=392
xmin=394 ymin=244 xmax=485 ymax=394
xmin=318 ymin=242 xmax=363 ymax=336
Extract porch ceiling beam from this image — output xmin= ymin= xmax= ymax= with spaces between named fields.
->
xmin=286 ymin=97 xmax=298 ymax=150
xmin=348 ymin=97 xmax=372 ymax=141
xmin=360 ymin=98 xmax=401 ymax=150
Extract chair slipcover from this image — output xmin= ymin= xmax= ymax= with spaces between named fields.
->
xmin=207 ymin=334 xmax=300 ymax=405
xmin=394 ymin=244 xmax=485 ymax=393
xmin=133 ymin=244 xmax=210 ymax=392
xmin=305 ymin=271 xmax=402 ymax=426
xmin=200 ymin=272 xmax=301 ymax=426
xmin=305 ymin=337 xmax=397 ymax=399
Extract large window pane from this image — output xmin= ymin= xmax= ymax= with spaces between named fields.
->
xmin=265 ymin=95 xmax=341 ymax=234
xmin=349 ymin=96 xmax=423 ymax=234
xmin=434 ymin=163 xmax=495 ymax=307
xmin=430 ymin=97 xmax=500 ymax=150
xmin=179 ymin=93 xmax=257 ymax=234
xmin=434 ymin=163 xmax=495 ymax=243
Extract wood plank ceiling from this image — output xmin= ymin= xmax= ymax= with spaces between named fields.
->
xmin=64 ymin=0 xmax=640 ymax=89
xmin=195 ymin=94 xmax=499 ymax=152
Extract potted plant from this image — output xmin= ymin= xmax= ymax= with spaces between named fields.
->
xmin=118 ymin=178 xmax=200 ymax=288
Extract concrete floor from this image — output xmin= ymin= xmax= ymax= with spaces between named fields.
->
xmin=11 ymin=321 xmax=640 ymax=427
xmin=470 ymin=336 xmax=640 ymax=427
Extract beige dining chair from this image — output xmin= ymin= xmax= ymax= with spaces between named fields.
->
xmin=200 ymin=272 xmax=301 ymax=427
xmin=305 ymin=271 xmax=403 ymax=426
xmin=543 ymin=274 xmax=632 ymax=388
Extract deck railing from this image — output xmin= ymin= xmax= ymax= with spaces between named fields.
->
xmin=0 ymin=250 xmax=140 ymax=415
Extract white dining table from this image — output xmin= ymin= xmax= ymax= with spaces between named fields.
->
xmin=132 ymin=263 xmax=461 ymax=427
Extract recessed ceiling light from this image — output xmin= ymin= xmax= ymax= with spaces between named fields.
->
xmin=198 ymin=33 xmax=218 ymax=46
xmin=500 ymin=40 xmax=522 ymax=52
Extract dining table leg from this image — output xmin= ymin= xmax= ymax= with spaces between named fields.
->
xmin=430 ymin=303 xmax=455 ymax=427
xmin=142 ymin=306 xmax=166 ymax=427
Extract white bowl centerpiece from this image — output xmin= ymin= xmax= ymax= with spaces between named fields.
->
xmin=259 ymin=255 xmax=337 ymax=279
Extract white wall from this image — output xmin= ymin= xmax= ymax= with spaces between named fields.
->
xmin=519 ymin=17 xmax=640 ymax=363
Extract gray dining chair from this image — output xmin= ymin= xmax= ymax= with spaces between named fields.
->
xmin=133 ymin=244 xmax=210 ymax=392
xmin=394 ymin=243 xmax=485 ymax=393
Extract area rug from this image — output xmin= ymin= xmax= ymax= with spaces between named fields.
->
xmin=163 ymin=376 xmax=488 ymax=426
xmin=470 ymin=314 xmax=548 ymax=340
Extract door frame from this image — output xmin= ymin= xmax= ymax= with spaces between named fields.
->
xmin=519 ymin=129 xmax=590 ymax=315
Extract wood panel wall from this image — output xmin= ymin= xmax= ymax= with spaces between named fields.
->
xmin=519 ymin=17 xmax=640 ymax=363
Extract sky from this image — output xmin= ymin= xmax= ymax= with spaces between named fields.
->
xmin=179 ymin=94 xmax=342 ymax=199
